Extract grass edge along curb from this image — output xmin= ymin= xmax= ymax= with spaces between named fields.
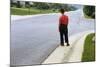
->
xmin=81 ymin=33 xmax=95 ymax=62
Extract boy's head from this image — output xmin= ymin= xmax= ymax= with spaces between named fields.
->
xmin=60 ymin=9 xmax=65 ymax=14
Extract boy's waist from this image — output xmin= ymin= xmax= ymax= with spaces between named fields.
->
xmin=60 ymin=23 xmax=67 ymax=26
xmin=59 ymin=24 xmax=68 ymax=27
xmin=60 ymin=21 xmax=68 ymax=25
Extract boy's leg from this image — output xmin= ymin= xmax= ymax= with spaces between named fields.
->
xmin=65 ymin=27 xmax=69 ymax=46
xmin=60 ymin=31 xmax=64 ymax=46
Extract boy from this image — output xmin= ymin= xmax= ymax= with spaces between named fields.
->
xmin=59 ymin=9 xmax=70 ymax=46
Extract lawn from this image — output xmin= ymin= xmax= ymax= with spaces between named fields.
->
xmin=11 ymin=7 xmax=58 ymax=15
xmin=82 ymin=33 xmax=95 ymax=62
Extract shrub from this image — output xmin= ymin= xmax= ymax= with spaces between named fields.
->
xmin=83 ymin=6 xmax=95 ymax=19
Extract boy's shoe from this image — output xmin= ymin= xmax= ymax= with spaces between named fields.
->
xmin=60 ymin=44 xmax=64 ymax=46
xmin=66 ymin=44 xmax=70 ymax=46
xmin=65 ymin=42 xmax=70 ymax=46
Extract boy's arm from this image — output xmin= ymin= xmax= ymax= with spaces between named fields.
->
xmin=65 ymin=16 xmax=69 ymax=26
xmin=59 ymin=17 xmax=61 ymax=32
xmin=67 ymin=16 xmax=69 ymax=25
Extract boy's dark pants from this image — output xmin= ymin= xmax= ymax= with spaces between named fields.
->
xmin=59 ymin=24 xmax=69 ymax=45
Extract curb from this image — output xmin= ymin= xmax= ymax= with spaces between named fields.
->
xmin=11 ymin=9 xmax=82 ymax=21
xmin=11 ymin=13 xmax=59 ymax=21
xmin=42 ymin=30 xmax=95 ymax=64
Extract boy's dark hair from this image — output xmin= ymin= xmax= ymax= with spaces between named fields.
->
xmin=60 ymin=9 xmax=65 ymax=14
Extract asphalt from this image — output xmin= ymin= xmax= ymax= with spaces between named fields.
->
xmin=10 ymin=9 xmax=95 ymax=66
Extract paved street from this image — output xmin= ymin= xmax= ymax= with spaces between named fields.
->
xmin=10 ymin=9 xmax=95 ymax=66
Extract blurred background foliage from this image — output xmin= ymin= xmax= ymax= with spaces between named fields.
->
xmin=83 ymin=6 xmax=95 ymax=19
xmin=11 ymin=0 xmax=95 ymax=18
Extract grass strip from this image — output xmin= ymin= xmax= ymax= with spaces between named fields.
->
xmin=11 ymin=7 xmax=57 ymax=15
xmin=82 ymin=33 xmax=95 ymax=62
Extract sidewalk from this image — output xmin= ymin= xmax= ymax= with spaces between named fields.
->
xmin=11 ymin=9 xmax=83 ymax=21
xmin=42 ymin=30 xmax=94 ymax=64
xmin=11 ymin=13 xmax=58 ymax=21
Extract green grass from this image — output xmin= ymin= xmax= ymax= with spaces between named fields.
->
xmin=82 ymin=33 xmax=95 ymax=62
xmin=11 ymin=7 xmax=58 ymax=15
xmin=84 ymin=14 xmax=93 ymax=19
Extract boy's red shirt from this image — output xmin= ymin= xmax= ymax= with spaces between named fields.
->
xmin=59 ymin=14 xmax=69 ymax=25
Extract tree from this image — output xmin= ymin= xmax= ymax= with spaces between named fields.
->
xmin=25 ymin=2 xmax=30 ymax=8
xmin=16 ymin=1 xmax=21 ymax=8
xmin=10 ymin=0 xmax=17 ymax=7
xmin=33 ymin=2 xmax=50 ymax=10
xmin=50 ymin=3 xmax=62 ymax=9
xmin=83 ymin=6 xmax=95 ymax=18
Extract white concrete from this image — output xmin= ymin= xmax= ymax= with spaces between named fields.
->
xmin=11 ymin=9 xmax=83 ymax=21
xmin=11 ymin=13 xmax=59 ymax=21
xmin=42 ymin=46 xmax=70 ymax=64
xmin=66 ymin=31 xmax=95 ymax=62
xmin=11 ymin=15 xmax=35 ymax=21
xmin=42 ymin=30 xmax=94 ymax=64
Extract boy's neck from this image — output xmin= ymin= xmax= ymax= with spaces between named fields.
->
xmin=62 ymin=14 xmax=64 ymax=15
